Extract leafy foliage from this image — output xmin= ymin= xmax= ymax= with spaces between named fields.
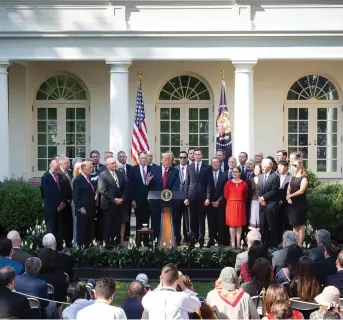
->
xmin=307 ymin=169 xmax=321 ymax=193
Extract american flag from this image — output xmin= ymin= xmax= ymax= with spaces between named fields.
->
xmin=131 ymin=79 xmax=150 ymax=164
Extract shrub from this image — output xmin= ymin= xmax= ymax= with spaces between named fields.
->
xmin=307 ymin=169 xmax=320 ymax=193
xmin=307 ymin=182 xmax=343 ymax=235
xmin=0 ymin=178 xmax=43 ymax=235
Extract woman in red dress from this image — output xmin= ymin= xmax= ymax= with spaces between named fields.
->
xmin=223 ymin=166 xmax=248 ymax=248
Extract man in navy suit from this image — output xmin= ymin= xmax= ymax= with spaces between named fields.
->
xmin=238 ymin=152 xmax=248 ymax=181
xmin=0 ymin=238 xmax=23 ymax=275
xmin=130 ymin=151 xmax=151 ymax=244
xmin=40 ymin=159 xmax=66 ymax=248
xmin=148 ymin=153 xmax=180 ymax=240
xmin=184 ymin=148 xmax=210 ymax=248
xmin=216 ymin=149 xmax=228 ymax=173
xmin=147 ymin=151 xmax=158 ymax=167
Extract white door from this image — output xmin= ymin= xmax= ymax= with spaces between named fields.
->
xmin=284 ymin=103 xmax=341 ymax=178
xmin=35 ymin=102 xmax=89 ymax=175
xmin=156 ymin=103 xmax=213 ymax=164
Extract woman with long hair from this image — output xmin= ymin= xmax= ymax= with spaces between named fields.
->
xmin=286 ymin=159 xmax=308 ymax=246
xmin=248 ymin=164 xmax=262 ymax=230
xmin=289 ymin=256 xmax=320 ymax=302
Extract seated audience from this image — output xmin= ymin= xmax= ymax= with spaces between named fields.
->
xmin=323 ymin=310 xmax=341 ymax=319
xmin=315 ymin=240 xmax=341 ymax=285
xmin=310 ymin=286 xmax=341 ymax=319
xmin=326 ymin=250 xmax=343 ymax=297
xmin=263 ymin=284 xmax=303 ymax=320
xmin=276 ymin=244 xmax=304 ymax=284
xmin=62 ymin=282 xmax=94 ymax=319
xmin=42 ymin=233 xmax=74 ymax=278
xmin=241 ymin=257 xmax=273 ymax=297
xmin=7 ymin=230 xmax=32 ymax=266
xmin=309 ymin=229 xmax=330 ymax=263
xmin=240 ymin=240 xmax=268 ymax=283
xmin=0 ymin=237 xmax=23 ymax=275
xmin=136 ymin=273 xmax=151 ymax=292
xmin=142 ymin=263 xmax=201 ymax=318
xmin=76 ymin=277 xmax=127 ymax=320
xmin=272 ymin=231 xmax=299 ymax=273
xmin=189 ymin=296 xmax=218 ymax=319
xmin=206 ymin=267 xmax=259 ymax=320
xmin=0 ymin=266 xmax=34 ymax=319
xmin=121 ymin=280 xmax=144 ymax=319
xmin=289 ymin=256 xmax=320 ymax=301
xmin=268 ymin=300 xmax=303 ymax=319
xmin=234 ymin=229 xmax=261 ymax=273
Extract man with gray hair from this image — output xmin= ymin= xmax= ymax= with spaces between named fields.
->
xmin=7 ymin=230 xmax=31 ymax=266
xmin=234 ymin=230 xmax=261 ymax=272
xmin=272 ymin=231 xmax=301 ymax=273
xmin=309 ymin=229 xmax=331 ymax=263
xmin=258 ymin=158 xmax=280 ymax=247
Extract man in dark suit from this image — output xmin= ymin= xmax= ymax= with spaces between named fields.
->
xmin=216 ymin=149 xmax=228 ymax=173
xmin=258 ymin=158 xmax=280 ymax=247
xmin=98 ymin=157 xmax=128 ymax=246
xmin=326 ymin=250 xmax=343 ymax=296
xmin=238 ymin=152 xmax=248 ymax=181
xmin=188 ymin=148 xmax=195 ymax=165
xmin=207 ymin=157 xmax=227 ymax=247
xmin=0 ymin=266 xmax=34 ymax=319
xmin=184 ymin=148 xmax=210 ymax=248
xmin=73 ymin=161 xmax=96 ymax=247
xmin=130 ymin=151 xmax=151 ymax=244
xmin=278 ymin=160 xmax=292 ymax=235
xmin=309 ymin=229 xmax=331 ymax=263
xmin=40 ymin=159 xmax=66 ymax=247
xmin=0 ymin=238 xmax=23 ymax=275
xmin=175 ymin=151 xmax=190 ymax=245
xmin=147 ymin=151 xmax=158 ymax=167
xmin=7 ymin=231 xmax=32 ymax=266
xmin=148 ymin=152 xmax=180 ymax=240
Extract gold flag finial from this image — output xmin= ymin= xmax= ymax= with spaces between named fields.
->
xmin=221 ymin=69 xmax=225 ymax=80
xmin=137 ymin=72 xmax=143 ymax=87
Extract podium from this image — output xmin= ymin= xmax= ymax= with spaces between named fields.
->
xmin=148 ymin=190 xmax=185 ymax=250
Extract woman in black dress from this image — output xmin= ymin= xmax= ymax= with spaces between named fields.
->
xmin=286 ymin=159 xmax=308 ymax=246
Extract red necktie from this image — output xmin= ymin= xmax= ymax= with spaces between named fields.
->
xmin=54 ymin=175 xmax=60 ymax=190
xmin=163 ymin=168 xmax=168 ymax=189
xmin=143 ymin=167 xmax=147 ymax=183
xmin=87 ymin=177 xmax=94 ymax=193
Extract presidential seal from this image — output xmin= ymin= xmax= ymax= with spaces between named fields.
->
xmin=161 ymin=189 xmax=173 ymax=202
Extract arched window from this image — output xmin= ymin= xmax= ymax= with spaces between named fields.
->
xmin=36 ymin=75 xmax=87 ymax=100
xmin=287 ymin=75 xmax=339 ymax=100
xmin=159 ymin=75 xmax=211 ymax=100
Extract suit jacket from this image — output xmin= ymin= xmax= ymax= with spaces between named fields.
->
xmin=278 ymin=172 xmax=292 ymax=203
xmin=326 ymin=270 xmax=343 ymax=296
xmin=220 ymin=161 xmax=229 ymax=173
xmin=272 ymin=247 xmax=289 ymax=272
xmin=98 ymin=169 xmax=128 ymax=211
xmin=55 ymin=251 xmax=74 ymax=278
xmin=59 ymin=169 xmax=73 ymax=202
xmin=72 ymin=174 xmax=96 ymax=217
xmin=258 ymin=171 xmax=280 ymax=203
xmin=12 ymin=248 xmax=32 ymax=266
xmin=235 ymin=250 xmax=249 ymax=272
xmin=130 ymin=165 xmax=151 ymax=205
xmin=15 ymin=273 xmax=49 ymax=308
xmin=148 ymin=166 xmax=180 ymax=192
xmin=0 ymin=256 xmax=23 ymax=275
xmin=122 ymin=163 xmax=132 ymax=178
xmin=207 ymin=170 xmax=226 ymax=202
xmin=175 ymin=164 xmax=189 ymax=192
xmin=315 ymin=257 xmax=337 ymax=285
xmin=0 ymin=287 xmax=34 ymax=319
xmin=40 ymin=171 xmax=65 ymax=214
xmin=185 ymin=162 xmax=210 ymax=203
xmin=309 ymin=246 xmax=325 ymax=263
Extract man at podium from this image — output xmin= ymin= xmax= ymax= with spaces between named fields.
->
xmin=147 ymin=152 xmax=181 ymax=241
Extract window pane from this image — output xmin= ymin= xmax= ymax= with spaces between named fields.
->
xmin=199 ymin=134 xmax=209 ymax=145
xmin=171 ymin=108 xmax=180 ymax=120
xmin=189 ymin=109 xmax=198 ymax=120
xmin=202 ymin=147 xmax=209 ymax=160
xmin=189 ymin=134 xmax=198 ymax=146
xmin=160 ymin=121 xmax=170 ymax=133
xmin=37 ymin=108 xmax=47 ymax=120
xmin=66 ymin=121 xmax=75 ymax=133
xmin=66 ymin=146 xmax=75 ymax=158
xmin=48 ymin=135 xmax=57 ymax=145
xmin=48 ymin=108 xmax=57 ymax=120
xmin=199 ymin=121 xmax=209 ymax=133
xmin=38 ymin=146 xmax=47 ymax=158
xmin=299 ymin=134 xmax=308 ymax=146
xmin=288 ymin=109 xmax=298 ymax=120
xmin=48 ymin=146 xmax=57 ymax=158
xmin=288 ymin=134 xmax=297 ymax=145
xmin=298 ymin=121 xmax=308 ymax=133
xmin=171 ymin=134 xmax=180 ymax=146
xmin=199 ymin=108 xmax=209 ymax=120
xmin=298 ymin=147 xmax=308 ymax=159
xmin=160 ymin=108 xmax=170 ymax=120
xmin=189 ymin=122 xmax=198 ymax=133
xmin=38 ymin=134 xmax=47 ymax=145
xmin=76 ymin=146 xmax=86 ymax=158
xmin=288 ymin=121 xmax=297 ymax=133
xmin=66 ymin=108 xmax=75 ymax=120
xmin=38 ymin=159 xmax=47 ymax=171
xmin=38 ymin=121 xmax=47 ymax=133
xmin=76 ymin=121 xmax=86 ymax=133
xmin=317 ymin=134 xmax=326 ymax=146
xmin=299 ymin=108 xmax=308 ymax=120
xmin=66 ymin=134 xmax=76 ymax=145
xmin=76 ymin=134 xmax=86 ymax=145
xmin=171 ymin=122 xmax=180 ymax=133
xmin=160 ymin=134 xmax=169 ymax=145
xmin=76 ymin=108 xmax=86 ymax=120
xmin=48 ymin=121 xmax=57 ymax=134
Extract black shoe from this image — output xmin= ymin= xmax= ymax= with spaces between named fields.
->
xmin=206 ymin=241 xmax=215 ymax=248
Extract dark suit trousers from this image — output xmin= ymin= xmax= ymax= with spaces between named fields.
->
xmin=207 ymin=202 xmax=225 ymax=244
xmin=259 ymin=202 xmax=279 ymax=247
xmin=45 ymin=211 xmax=64 ymax=249
xmin=279 ymin=202 xmax=291 ymax=234
xmin=189 ymin=201 xmax=207 ymax=246
xmin=174 ymin=201 xmax=190 ymax=243
xmin=61 ymin=204 xmax=73 ymax=246
xmin=135 ymin=201 xmax=151 ymax=244
xmin=76 ymin=212 xmax=94 ymax=247
xmin=103 ymin=207 xmax=122 ymax=246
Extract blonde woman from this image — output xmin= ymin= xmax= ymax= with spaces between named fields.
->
xmin=71 ymin=162 xmax=82 ymax=247
xmin=286 ymin=159 xmax=308 ymax=246
xmin=249 ymin=164 xmax=262 ymax=230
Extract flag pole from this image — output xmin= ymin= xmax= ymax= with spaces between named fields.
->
xmin=137 ymin=71 xmax=143 ymax=86
xmin=221 ymin=69 xmax=225 ymax=81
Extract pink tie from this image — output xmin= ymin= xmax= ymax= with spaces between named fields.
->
xmin=87 ymin=177 xmax=94 ymax=193
xmin=54 ymin=175 xmax=60 ymax=190
xmin=143 ymin=167 xmax=147 ymax=183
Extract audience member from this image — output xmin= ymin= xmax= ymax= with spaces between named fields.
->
xmin=62 ymin=282 xmax=94 ymax=319
xmin=272 ymin=231 xmax=299 ymax=273
xmin=77 ymin=277 xmax=126 ymax=319
xmin=323 ymin=310 xmax=341 ymax=319
xmin=189 ymin=296 xmax=218 ymax=319
xmin=0 ymin=266 xmax=34 ymax=319
xmin=315 ymin=240 xmax=341 ymax=285
xmin=0 ymin=237 xmax=23 ymax=275
xmin=121 ymin=280 xmax=144 ymax=319
xmin=326 ymin=250 xmax=343 ymax=297
xmin=136 ymin=273 xmax=150 ymax=292
xmin=269 ymin=300 xmax=302 ymax=319
xmin=207 ymin=267 xmax=258 ymax=320
xmin=234 ymin=229 xmax=261 ymax=272
xmin=309 ymin=229 xmax=330 ymax=263
xmin=42 ymin=233 xmax=74 ymax=278
xmin=7 ymin=230 xmax=32 ymax=266
xmin=142 ymin=263 xmax=201 ymax=318
xmin=310 ymin=286 xmax=341 ymax=319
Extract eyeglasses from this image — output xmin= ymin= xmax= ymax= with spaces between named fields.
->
xmin=179 ymin=156 xmax=187 ymax=159
xmin=232 ymin=170 xmax=239 ymax=173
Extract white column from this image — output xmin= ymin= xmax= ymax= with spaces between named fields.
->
xmin=0 ymin=61 xmax=10 ymax=180
xmin=232 ymin=60 xmax=257 ymax=159
xmin=106 ymin=60 xmax=132 ymax=155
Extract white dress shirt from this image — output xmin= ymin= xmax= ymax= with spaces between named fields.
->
xmin=76 ymin=300 xmax=127 ymax=320
xmin=220 ymin=162 xmax=225 ymax=172
xmin=179 ymin=165 xmax=187 ymax=183
xmin=161 ymin=166 xmax=169 ymax=176
xmin=142 ymin=287 xmax=201 ymax=320
xmin=140 ymin=165 xmax=148 ymax=184
xmin=194 ymin=161 xmax=202 ymax=173
xmin=280 ymin=173 xmax=287 ymax=188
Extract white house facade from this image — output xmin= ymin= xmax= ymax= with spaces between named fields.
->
xmin=1 ymin=0 xmax=343 ymax=180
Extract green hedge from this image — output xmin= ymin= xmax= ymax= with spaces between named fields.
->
xmin=0 ymin=178 xmax=43 ymax=235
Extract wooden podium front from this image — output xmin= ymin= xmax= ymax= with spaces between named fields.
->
xmin=148 ymin=190 xmax=184 ymax=250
